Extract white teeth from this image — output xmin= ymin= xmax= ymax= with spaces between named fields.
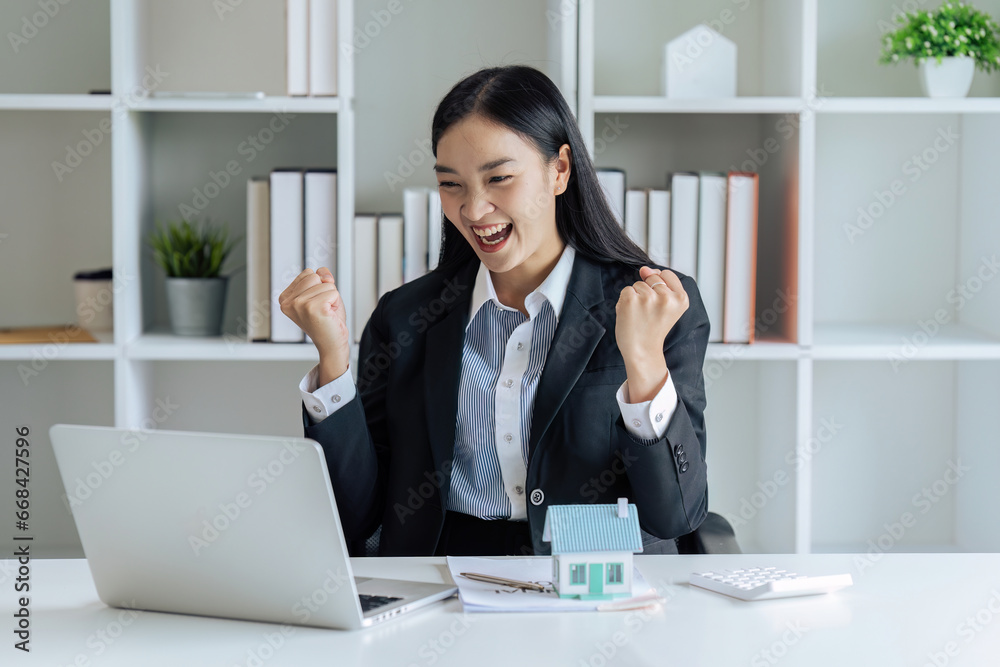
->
xmin=473 ymin=222 xmax=510 ymax=237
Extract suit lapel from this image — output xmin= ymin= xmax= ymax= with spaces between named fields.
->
xmin=423 ymin=259 xmax=478 ymax=503
xmin=528 ymin=253 xmax=607 ymax=461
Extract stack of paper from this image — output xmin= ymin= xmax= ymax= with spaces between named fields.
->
xmin=445 ymin=556 xmax=652 ymax=613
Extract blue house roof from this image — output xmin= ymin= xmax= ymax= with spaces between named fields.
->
xmin=542 ymin=503 xmax=643 ymax=554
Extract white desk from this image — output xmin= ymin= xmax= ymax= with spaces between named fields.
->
xmin=3 ymin=553 xmax=1000 ymax=666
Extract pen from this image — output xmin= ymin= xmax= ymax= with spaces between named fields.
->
xmin=459 ymin=572 xmax=547 ymax=591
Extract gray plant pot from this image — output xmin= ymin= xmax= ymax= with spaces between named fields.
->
xmin=165 ymin=277 xmax=228 ymax=336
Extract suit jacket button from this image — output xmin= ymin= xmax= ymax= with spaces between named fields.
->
xmin=674 ymin=444 xmax=685 ymax=456
xmin=679 ymin=462 xmax=690 ymax=473
xmin=530 ymin=489 xmax=544 ymax=505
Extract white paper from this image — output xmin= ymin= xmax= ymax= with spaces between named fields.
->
xmin=446 ymin=556 xmax=651 ymax=613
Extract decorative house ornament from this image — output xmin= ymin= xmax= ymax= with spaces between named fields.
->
xmin=663 ymin=25 xmax=737 ymax=98
xmin=542 ymin=499 xmax=644 ymax=600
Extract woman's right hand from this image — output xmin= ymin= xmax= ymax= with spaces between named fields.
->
xmin=279 ymin=267 xmax=351 ymax=382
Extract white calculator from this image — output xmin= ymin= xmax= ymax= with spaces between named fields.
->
xmin=689 ymin=567 xmax=853 ymax=601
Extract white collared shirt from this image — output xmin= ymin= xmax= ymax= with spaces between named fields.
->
xmin=299 ymin=244 xmax=678 ymax=520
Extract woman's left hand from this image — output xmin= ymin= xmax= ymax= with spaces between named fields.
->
xmin=615 ymin=267 xmax=689 ymax=400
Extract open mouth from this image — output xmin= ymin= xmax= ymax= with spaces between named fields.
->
xmin=473 ymin=222 xmax=513 ymax=247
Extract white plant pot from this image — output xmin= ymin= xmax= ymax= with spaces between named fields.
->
xmin=919 ymin=56 xmax=975 ymax=98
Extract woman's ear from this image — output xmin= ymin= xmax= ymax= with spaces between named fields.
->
xmin=554 ymin=143 xmax=572 ymax=194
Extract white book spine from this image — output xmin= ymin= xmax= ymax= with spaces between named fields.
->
xmin=270 ymin=170 xmax=306 ymax=342
xmin=624 ymin=189 xmax=648 ymax=250
xmin=308 ymin=0 xmax=337 ymax=96
xmin=723 ymin=174 xmax=759 ymax=344
xmin=246 ymin=178 xmax=271 ymax=341
xmin=647 ymin=189 xmax=671 ymax=267
xmin=378 ymin=215 xmax=404 ymax=297
xmin=304 ymin=171 xmax=337 ymax=273
xmin=353 ymin=215 xmax=379 ymax=343
xmin=669 ymin=173 xmax=700 ymax=278
xmin=697 ymin=173 xmax=728 ymax=344
xmin=403 ymin=188 xmax=429 ymax=282
xmin=427 ymin=189 xmax=443 ymax=271
xmin=286 ymin=0 xmax=309 ymax=96
xmin=596 ymin=169 xmax=626 ymax=227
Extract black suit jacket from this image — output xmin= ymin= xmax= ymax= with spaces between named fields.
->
xmin=303 ymin=250 xmax=710 ymax=556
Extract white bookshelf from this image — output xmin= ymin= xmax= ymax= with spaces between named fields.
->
xmin=579 ymin=0 xmax=1000 ymax=554
xmin=6 ymin=0 xmax=997 ymax=559
xmin=0 ymin=0 xmax=577 ymax=558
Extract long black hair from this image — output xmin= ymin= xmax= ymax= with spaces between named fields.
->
xmin=429 ymin=65 xmax=651 ymax=275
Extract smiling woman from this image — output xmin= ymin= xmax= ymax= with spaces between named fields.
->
xmin=280 ymin=65 xmax=712 ymax=557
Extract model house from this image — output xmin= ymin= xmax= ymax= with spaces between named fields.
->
xmin=542 ymin=498 xmax=643 ymax=600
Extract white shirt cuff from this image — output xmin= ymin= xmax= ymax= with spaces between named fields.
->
xmin=299 ymin=365 xmax=357 ymax=423
xmin=616 ymin=372 xmax=678 ymax=442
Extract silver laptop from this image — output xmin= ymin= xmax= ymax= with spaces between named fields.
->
xmin=49 ymin=424 xmax=457 ymax=630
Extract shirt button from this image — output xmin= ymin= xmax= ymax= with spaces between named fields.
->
xmin=514 ymin=485 xmax=524 ymax=495
xmin=517 ymin=342 xmax=524 ymax=350
xmin=530 ymin=489 xmax=545 ymax=505
xmin=632 ymin=419 xmax=642 ymax=428
xmin=504 ymin=378 xmax=514 ymax=388
xmin=655 ymin=412 xmax=663 ymax=423
xmin=504 ymin=433 xmax=513 ymax=442
xmin=332 ymin=395 xmax=341 ymax=404
xmin=312 ymin=405 xmax=321 ymax=413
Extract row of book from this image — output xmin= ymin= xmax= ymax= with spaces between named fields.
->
xmin=246 ymin=169 xmax=338 ymax=343
xmin=354 ymin=188 xmax=444 ymax=343
xmin=246 ymin=178 xmax=445 ymax=343
xmin=247 ymin=168 xmax=758 ymax=345
xmin=597 ymin=169 xmax=759 ymax=344
xmin=286 ymin=0 xmax=338 ymax=96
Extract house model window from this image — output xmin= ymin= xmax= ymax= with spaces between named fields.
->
xmin=542 ymin=498 xmax=644 ymax=600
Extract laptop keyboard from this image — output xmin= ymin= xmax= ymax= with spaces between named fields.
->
xmin=359 ymin=594 xmax=403 ymax=612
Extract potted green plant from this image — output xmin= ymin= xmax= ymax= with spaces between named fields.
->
xmin=148 ymin=219 xmax=239 ymax=336
xmin=879 ymin=1 xmax=1000 ymax=98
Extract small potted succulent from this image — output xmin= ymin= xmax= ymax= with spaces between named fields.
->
xmin=149 ymin=219 xmax=238 ymax=336
xmin=879 ymin=1 xmax=1000 ymax=97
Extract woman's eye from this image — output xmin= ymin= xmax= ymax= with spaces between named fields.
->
xmin=437 ymin=181 xmax=458 ymax=188
xmin=489 ymin=175 xmax=512 ymax=184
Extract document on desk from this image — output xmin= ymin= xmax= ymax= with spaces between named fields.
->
xmin=446 ymin=556 xmax=652 ymax=612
